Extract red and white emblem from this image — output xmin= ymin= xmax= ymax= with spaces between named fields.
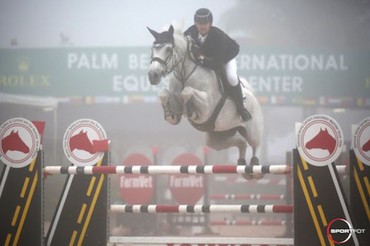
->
xmin=63 ymin=119 xmax=108 ymax=166
xmin=296 ymin=114 xmax=343 ymax=166
xmin=0 ymin=118 xmax=40 ymax=168
xmin=353 ymin=117 xmax=370 ymax=166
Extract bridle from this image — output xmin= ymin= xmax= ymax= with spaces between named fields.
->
xmin=150 ymin=42 xmax=177 ymax=77
xmin=151 ymin=42 xmax=172 ymax=63
xmin=150 ymin=37 xmax=197 ymax=82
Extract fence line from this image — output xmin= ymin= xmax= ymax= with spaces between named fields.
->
xmin=110 ymin=204 xmax=293 ymax=214
xmin=44 ymin=165 xmax=291 ymax=175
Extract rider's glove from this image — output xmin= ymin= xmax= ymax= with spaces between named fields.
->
xmin=198 ymin=55 xmax=218 ymax=69
xmin=198 ymin=55 xmax=205 ymax=63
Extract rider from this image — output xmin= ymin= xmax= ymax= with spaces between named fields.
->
xmin=184 ymin=8 xmax=251 ymax=122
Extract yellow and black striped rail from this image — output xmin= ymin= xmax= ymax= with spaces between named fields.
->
xmin=0 ymin=153 xmax=42 ymax=246
xmin=294 ymin=149 xmax=358 ymax=246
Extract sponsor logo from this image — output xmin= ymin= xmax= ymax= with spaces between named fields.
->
xmin=169 ymin=153 xmax=204 ymax=204
xmin=119 ymin=154 xmax=154 ymax=204
xmin=0 ymin=118 xmax=40 ymax=168
xmin=353 ymin=117 xmax=370 ymax=166
xmin=297 ymin=114 xmax=343 ymax=166
xmin=63 ymin=119 xmax=108 ymax=166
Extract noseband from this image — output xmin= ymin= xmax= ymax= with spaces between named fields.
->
xmin=150 ymin=42 xmax=174 ymax=75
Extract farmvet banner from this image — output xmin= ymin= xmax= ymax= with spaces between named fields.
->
xmin=0 ymin=47 xmax=369 ymax=102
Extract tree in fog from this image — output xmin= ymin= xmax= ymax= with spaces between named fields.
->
xmin=222 ymin=0 xmax=370 ymax=48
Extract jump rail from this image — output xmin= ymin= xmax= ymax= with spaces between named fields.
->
xmin=44 ymin=165 xmax=291 ymax=175
xmin=210 ymin=194 xmax=286 ymax=200
xmin=210 ymin=219 xmax=287 ymax=226
xmin=110 ymin=204 xmax=293 ymax=214
xmin=109 ymin=236 xmax=294 ymax=245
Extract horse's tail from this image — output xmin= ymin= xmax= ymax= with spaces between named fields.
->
xmin=240 ymin=77 xmax=255 ymax=95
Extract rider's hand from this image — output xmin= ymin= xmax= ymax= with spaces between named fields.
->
xmin=198 ymin=55 xmax=205 ymax=64
xmin=198 ymin=56 xmax=218 ymax=69
xmin=191 ymin=43 xmax=202 ymax=58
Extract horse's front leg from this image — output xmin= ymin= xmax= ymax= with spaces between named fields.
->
xmin=181 ymin=86 xmax=209 ymax=122
xmin=159 ymin=89 xmax=182 ymax=125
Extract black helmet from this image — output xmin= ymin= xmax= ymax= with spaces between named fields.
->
xmin=194 ymin=8 xmax=213 ymax=25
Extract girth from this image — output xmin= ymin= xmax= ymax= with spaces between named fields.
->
xmin=188 ymin=95 xmax=227 ymax=132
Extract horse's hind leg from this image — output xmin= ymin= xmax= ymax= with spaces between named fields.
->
xmin=236 ymin=127 xmax=263 ymax=180
xmin=235 ymin=141 xmax=264 ymax=180
xmin=249 ymin=145 xmax=264 ymax=180
xmin=206 ymin=131 xmax=257 ymax=180
xmin=236 ymin=143 xmax=255 ymax=181
xmin=206 ymin=131 xmax=246 ymax=157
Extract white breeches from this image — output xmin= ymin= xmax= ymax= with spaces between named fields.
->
xmin=224 ymin=58 xmax=239 ymax=87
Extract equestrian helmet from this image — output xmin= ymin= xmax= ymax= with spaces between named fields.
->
xmin=194 ymin=8 xmax=213 ymax=25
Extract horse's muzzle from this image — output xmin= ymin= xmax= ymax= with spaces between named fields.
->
xmin=148 ymin=70 xmax=161 ymax=85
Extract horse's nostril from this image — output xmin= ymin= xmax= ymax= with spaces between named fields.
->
xmin=148 ymin=71 xmax=158 ymax=80
xmin=148 ymin=71 xmax=161 ymax=85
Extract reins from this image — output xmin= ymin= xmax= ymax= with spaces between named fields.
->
xmin=176 ymin=36 xmax=199 ymax=84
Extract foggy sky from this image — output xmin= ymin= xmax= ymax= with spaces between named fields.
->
xmin=0 ymin=0 xmax=236 ymax=48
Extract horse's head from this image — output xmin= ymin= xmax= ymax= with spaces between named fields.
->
xmin=305 ymin=128 xmax=336 ymax=154
xmin=147 ymin=25 xmax=179 ymax=85
xmin=69 ymin=130 xmax=95 ymax=154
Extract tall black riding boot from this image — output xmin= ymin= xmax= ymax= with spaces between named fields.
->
xmin=230 ymin=82 xmax=252 ymax=122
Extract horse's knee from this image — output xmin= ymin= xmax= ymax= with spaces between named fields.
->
xmin=181 ymin=87 xmax=193 ymax=103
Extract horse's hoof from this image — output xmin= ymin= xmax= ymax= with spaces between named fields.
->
xmin=237 ymin=158 xmax=253 ymax=180
xmin=250 ymin=156 xmax=259 ymax=165
xmin=237 ymin=158 xmax=247 ymax=166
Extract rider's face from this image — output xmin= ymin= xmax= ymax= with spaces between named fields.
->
xmin=195 ymin=22 xmax=211 ymax=36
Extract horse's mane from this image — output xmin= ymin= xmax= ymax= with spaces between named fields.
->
xmin=172 ymin=20 xmax=184 ymax=34
xmin=160 ymin=20 xmax=184 ymax=35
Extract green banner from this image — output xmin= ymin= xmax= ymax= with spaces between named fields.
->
xmin=238 ymin=48 xmax=370 ymax=98
xmin=0 ymin=47 xmax=164 ymax=97
xmin=0 ymin=47 xmax=369 ymax=102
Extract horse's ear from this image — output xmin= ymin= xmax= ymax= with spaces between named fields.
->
xmin=168 ymin=25 xmax=174 ymax=36
xmin=147 ymin=27 xmax=159 ymax=40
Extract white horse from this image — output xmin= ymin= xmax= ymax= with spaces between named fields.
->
xmin=147 ymin=25 xmax=264 ymax=179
